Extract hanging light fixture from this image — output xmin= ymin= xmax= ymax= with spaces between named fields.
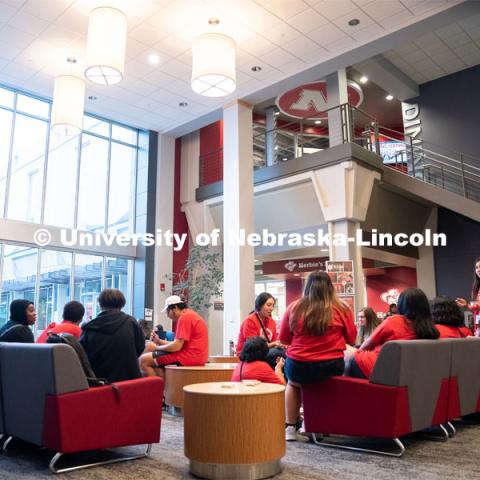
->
xmin=191 ymin=21 xmax=236 ymax=97
xmin=85 ymin=6 xmax=127 ymax=85
xmin=51 ymin=59 xmax=85 ymax=136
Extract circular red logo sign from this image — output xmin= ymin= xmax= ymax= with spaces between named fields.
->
xmin=276 ymin=81 xmax=363 ymax=119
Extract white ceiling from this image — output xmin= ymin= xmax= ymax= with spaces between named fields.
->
xmin=384 ymin=11 xmax=480 ymax=84
xmin=0 ymin=0 xmax=464 ymax=132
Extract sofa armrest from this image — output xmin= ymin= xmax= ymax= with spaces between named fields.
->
xmin=302 ymin=376 xmax=411 ymax=438
xmin=42 ymin=377 xmax=164 ymax=453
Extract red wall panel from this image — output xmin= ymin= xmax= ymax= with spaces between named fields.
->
xmin=199 ymin=120 xmax=223 ymax=185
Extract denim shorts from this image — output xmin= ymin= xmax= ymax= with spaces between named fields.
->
xmin=284 ymin=357 xmax=344 ymax=384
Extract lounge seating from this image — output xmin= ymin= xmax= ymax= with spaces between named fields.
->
xmin=302 ymin=340 xmax=452 ymax=456
xmin=0 ymin=343 xmax=164 ymax=473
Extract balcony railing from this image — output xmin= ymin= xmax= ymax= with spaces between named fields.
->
xmin=198 ymin=103 xmax=480 ymax=202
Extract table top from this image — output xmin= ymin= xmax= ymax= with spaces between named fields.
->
xmin=165 ymin=364 xmax=237 ymax=371
xmin=183 ymin=381 xmax=285 ymax=396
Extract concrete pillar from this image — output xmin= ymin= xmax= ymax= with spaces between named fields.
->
xmin=223 ymin=100 xmax=255 ymax=354
xmin=326 ymin=69 xmax=350 ymax=146
xmin=265 ymin=106 xmax=277 ymax=167
xmin=153 ymin=134 xmax=176 ymax=329
xmin=312 ymin=160 xmax=381 ymax=313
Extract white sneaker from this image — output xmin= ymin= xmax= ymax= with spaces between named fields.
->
xmin=285 ymin=425 xmax=309 ymax=442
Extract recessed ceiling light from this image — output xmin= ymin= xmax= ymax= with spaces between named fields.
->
xmin=179 ymin=101 xmax=188 ymax=107
xmin=314 ymin=120 xmax=322 ymax=124
xmin=274 ymin=146 xmax=279 ymax=150
xmin=147 ymin=52 xmax=160 ymax=65
xmin=348 ymin=18 xmax=360 ymax=26
xmin=386 ymin=94 xmax=394 ymax=101
xmin=87 ymin=95 xmax=97 ymax=100
xmin=251 ymin=65 xmax=262 ymax=72
xmin=282 ymin=157 xmax=287 ymax=161
xmin=359 ymin=76 xmax=368 ymax=84
xmin=274 ymin=111 xmax=280 ymax=116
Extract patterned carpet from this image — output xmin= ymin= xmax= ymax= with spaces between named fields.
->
xmin=1 ymin=414 xmax=480 ymax=479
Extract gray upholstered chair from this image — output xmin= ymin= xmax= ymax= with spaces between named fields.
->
xmin=0 ymin=342 xmax=163 ymax=473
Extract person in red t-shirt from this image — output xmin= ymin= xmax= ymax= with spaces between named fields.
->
xmin=279 ymin=271 xmax=356 ymax=442
xmin=36 ymin=301 xmax=84 ymax=343
xmin=348 ymin=288 xmax=440 ymax=379
xmin=232 ymin=336 xmax=285 ymax=385
xmin=236 ymin=292 xmax=285 ymax=369
xmin=456 ymin=257 xmax=480 ymax=328
xmin=139 ymin=295 xmax=208 ymax=378
xmin=431 ymin=295 xmax=473 ymax=338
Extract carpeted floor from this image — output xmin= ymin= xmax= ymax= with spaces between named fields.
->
xmin=1 ymin=414 xmax=480 ymax=479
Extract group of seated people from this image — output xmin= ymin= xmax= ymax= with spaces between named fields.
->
xmin=0 ymin=267 xmax=477 ymax=444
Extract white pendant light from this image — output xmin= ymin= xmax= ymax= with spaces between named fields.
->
xmin=51 ymin=75 xmax=85 ymax=136
xmin=85 ymin=6 xmax=127 ymax=85
xmin=191 ymin=31 xmax=236 ymax=97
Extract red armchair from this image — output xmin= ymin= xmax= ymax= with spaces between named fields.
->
xmin=0 ymin=343 xmax=164 ymax=473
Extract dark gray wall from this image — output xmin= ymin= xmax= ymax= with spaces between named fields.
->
xmin=414 ymin=65 xmax=480 ymax=167
xmin=434 ymin=207 xmax=480 ymax=299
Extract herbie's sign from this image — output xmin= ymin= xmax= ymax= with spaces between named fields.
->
xmin=276 ymin=81 xmax=363 ymax=119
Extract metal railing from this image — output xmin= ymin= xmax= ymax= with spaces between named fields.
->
xmin=198 ymin=103 xmax=480 ymax=202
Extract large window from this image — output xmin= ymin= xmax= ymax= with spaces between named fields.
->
xmin=0 ymin=84 xmax=140 ymax=334
xmin=0 ymin=242 xmax=133 ymax=332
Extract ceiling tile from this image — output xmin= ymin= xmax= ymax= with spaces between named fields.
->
xmin=361 ymin=0 xmax=407 ymax=22
xmin=333 ymin=10 xmax=376 ymax=34
xmin=414 ymin=33 xmax=439 ymax=49
xmin=2 ymin=61 xmax=37 ymax=80
xmin=285 ymin=8 xmax=329 ymax=33
xmin=261 ymin=22 xmax=302 ymax=45
xmin=324 ymin=36 xmax=357 ymax=53
xmin=379 ymin=9 xmax=414 ymax=30
xmin=351 ymin=24 xmax=385 ymax=42
xmin=8 ymin=10 xmax=49 ymax=36
xmin=253 ymin=0 xmax=310 ymax=20
xmin=0 ymin=2 xmax=18 ymax=23
xmin=0 ymin=25 xmax=35 ymax=49
xmin=259 ymin=47 xmax=297 ymax=67
xmin=154 ymin=34 xmax=191 ymax=58
xmin=23 ymin=0 xmax=73 ymax=21
xmin=307 ymin=22 xmax=349 ymax=46
xmin=129 ymin=21 xmax=170 ymax=46
xmin=458 ymin=14 xmax=480 ymax=31
xmin=282 ymin=35 xmax=324 ymax=58
xmin=239 ymin=36 xmax=277 ymax=57
xmin=407 ymin=0 xmax=449 ymax=16
xmin=435 ymin=22 xmax=464 ymax=39
xmin=312 ymin=0 xmax=358 ymax=20
xmin=403 ymin=49 xmax=428 ymax=64
xmin=443 ymin=32 xmax=471 ymax=49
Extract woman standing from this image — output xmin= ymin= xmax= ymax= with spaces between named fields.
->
xmin=0 ymin=299 xmax=37 ymax=342
xmin=236 ymin=292 xmax=285 ymax=369
xmin=348 ymin=288 xmax=439 ymax=379
xmin=279 ymin=271 xmax=356 ymax=442
xmin=355 ymin=307 xmax=380 ymax=346
xmin=456 ymin=257 xmax=480 ymax=328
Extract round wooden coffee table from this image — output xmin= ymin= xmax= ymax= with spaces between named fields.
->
xmin=183 ymin=382 xmax=285 ymax=479
xmin=164 ymin=365 xmax=236 ymax=416
xmin=208 ymin=355 xmax=240 ymax=364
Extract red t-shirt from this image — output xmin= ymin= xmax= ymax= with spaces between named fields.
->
xmin=279 ymin=301 xmax=356 ymax=362
xmin=236 ymin=313 xmax=278 ymax=356
xmin=36 ymin=321 xmax=82 ymax=343
xmin=436 ymin=324 xmax=473 ymax=339
xmin=155 ymin=309 xmax=208 ymax=366
xmin=354 ymin=314 xmax=416 ymax=378
xmin=231 ymin=360 xmax=282 ymax=384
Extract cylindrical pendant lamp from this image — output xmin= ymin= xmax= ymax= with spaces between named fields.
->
xmin=191 ymin=33 xmax=236 ymax=97
xmin=51 ymin=75 xmax=85 ymax=136
xmin=85 ymin=7 xmax=127 ymax=85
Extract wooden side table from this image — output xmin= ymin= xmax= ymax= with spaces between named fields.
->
xmin=184 ymin=382 xmax=285 ymax=479
xmin=209 ymin=355 xmax=240 ymax=364
xmin=164 ymin=365 xmax=236 ymax=416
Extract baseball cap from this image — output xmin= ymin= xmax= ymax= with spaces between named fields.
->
xmin=161 ymin=295 xmax=183 ymax=312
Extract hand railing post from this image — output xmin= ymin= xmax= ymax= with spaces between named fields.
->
xmin=409 ymin=136 xmax=416 ymax=178
xmin=460 ymin=153 xmax=467 ymax=198
xmin=373 ymin=121 xmax=380 ymax=155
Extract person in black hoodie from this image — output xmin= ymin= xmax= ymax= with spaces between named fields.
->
xmin=80 ymin=289 xmax=145 ymax=382
xmin=0 ymin=299 xmax=37 ymax=342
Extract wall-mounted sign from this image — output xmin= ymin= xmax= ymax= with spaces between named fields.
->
xmin=213 ymin=301 xmax=224 ymax=311
xmin=276 ymin=81 xmax=363 ymax=119
xmin=401 ymin=102 xmax=422 ymax=145
xmin=262 ymin=257 xmax=328 ymax=275
xmin=380 ymin=288 xmax=400 ymax=305
xmin=326 ymin=260 xmax=355 ymax=314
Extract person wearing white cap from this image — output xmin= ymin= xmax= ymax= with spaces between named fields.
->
xmin=139 ymin=295 xmax=208 ymax=377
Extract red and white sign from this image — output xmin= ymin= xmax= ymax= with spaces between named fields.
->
xmin=276 ymin=81 xmax=363 ymax=119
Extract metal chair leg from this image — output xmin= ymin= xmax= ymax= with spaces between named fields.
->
xmin=49 ymin=444 xmax=153 ymax=474
xmin=2 ymin=436 xmax=12 ymax=453
xmin=312 ymin=433 xmax=405 ymax=457
xmin=445 ymin=422 xmax=456 ymax=437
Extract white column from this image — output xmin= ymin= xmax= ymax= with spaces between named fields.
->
xmin=154 ymin=134 xmax=176 ymax=329
xmin=327 ymin=69 xmax=349 ymax=146
xmin=223 ymin=100 xmax=255 ymax=354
